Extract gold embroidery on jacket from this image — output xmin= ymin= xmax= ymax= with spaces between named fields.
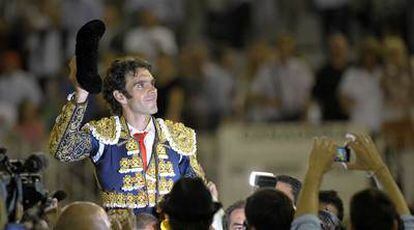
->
xmin=48 ymin=101 xmax=91 ymax=162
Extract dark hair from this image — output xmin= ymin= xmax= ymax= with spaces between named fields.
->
xmin=245 ymin=188 xmax=294 ymax=230
xmin=319 ymin=190 xmax=344 ymax=221
xmin=275 ymin=175 xmax=302 ymax=204
xmin=350 ymin=188 xmax=399 ymax=230
xmin=163 ymin=177 xmax=221 ymax=230
xmin=102 ymin=57 xmax=152 ymax=115
xmin=222 ymin=200 xmax=245 ymax=230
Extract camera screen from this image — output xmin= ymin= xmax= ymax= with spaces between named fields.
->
xmin=335 ymin=147 xmax=350 ymax=162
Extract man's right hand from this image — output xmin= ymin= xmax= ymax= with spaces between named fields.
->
xmin=69 ymin=57 xmax=89 ymax=103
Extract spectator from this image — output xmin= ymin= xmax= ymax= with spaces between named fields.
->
xmin=100 ymin=3 xmax=124 ymax=55
xmin=318 ymin=190 xmax=344 ymax=221
xmin=12 ymin=100 xmax=46 ymax=152
xmin=380 ymin=36 xmax=414 ymax=205
xmin=339 ymin=37 xmax=383 ymax=133
xmin=275 ymin=174 xmax=302 ymax=205
xmin=249 ymin=34 xmax=313 ymax=122
xmin=240 ymin=39 xmax=273 ymax=121
xmin=154 ymin=53 xmax=184 ymax=122
xmin=179 ymin=42 xmax=235 ymax=131
xmin=222 ymin=200 xmax=245 ymax=230
xmin=26 ymin=0 xmax=64 ymax=85
xmin=161 ymin=177 xmax=221 ymax=230
xmin=351 ymin=188 xmax=400 ymax=230
xmin=124 ymin=9 xmax=178 ymax=62
xmin=0 ymin=50 xmax=42 ymax=109
xmin=55 ymin=201 xmax=111 ymax=230
xmin=318 ymin=190 xmax=344 ymax=230
xmin=245 ymin=188 xmax=294 ymax=230
xmin=312 ymin=33 xmax=350 ymax=121
xmin=291 ymin=134 xmax=414 ymax=229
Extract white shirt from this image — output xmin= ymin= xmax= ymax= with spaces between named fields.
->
xmin=128 ymin=119 xmax=156 ymax=167
xmin=340 ymin=67 xmax=383 ymax=132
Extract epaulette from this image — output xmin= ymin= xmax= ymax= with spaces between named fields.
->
xmin=156 ymin=118 xmax=197 ymax=156
xmin=85 ymin=116 xmax=121 ymax=145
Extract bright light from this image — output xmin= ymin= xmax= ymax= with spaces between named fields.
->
xmin=249 ymin=171 xmax=275 ymax=187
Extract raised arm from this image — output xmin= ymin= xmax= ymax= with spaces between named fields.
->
xmin=48 ymin=58 xmax=95 ymax=162
xmin=295 ymin=137 xmax=337 ymax=218
xmin=347 ymin=134 xmax=411 ymax=215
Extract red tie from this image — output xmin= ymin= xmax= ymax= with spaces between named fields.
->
xmin=133 ymin=132 xmax=148 ymax=171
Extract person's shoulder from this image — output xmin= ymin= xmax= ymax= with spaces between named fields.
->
xmin=84 ymin=116 xmax=122 ymax=145
xmin=156 ymin=118 xmax=197 ymax=156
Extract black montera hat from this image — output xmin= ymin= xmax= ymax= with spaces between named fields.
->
xmin=162 ymin=177 xmax=221 ymax=222
xmin=75 ymin=19 xmax=106 ymax=94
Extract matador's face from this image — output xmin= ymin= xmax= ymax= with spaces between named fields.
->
xmin=123 ymin=68 xmax=158 ymax=116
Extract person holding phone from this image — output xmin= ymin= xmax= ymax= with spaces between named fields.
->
xmin=291 ymin=134 xmax=414 ymax=230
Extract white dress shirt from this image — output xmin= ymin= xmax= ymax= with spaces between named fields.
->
xmin=128 ymin=119 xmax=156 ymax=167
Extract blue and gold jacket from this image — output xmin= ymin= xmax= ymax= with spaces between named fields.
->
xmin=48 ymin=98 xmax=205 ymax=214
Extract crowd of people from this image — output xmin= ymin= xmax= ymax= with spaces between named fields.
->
xmin=1 ymin=0 xmax=414 ymax=229
xmin=2 ymin=133 xmax=413 ymax=229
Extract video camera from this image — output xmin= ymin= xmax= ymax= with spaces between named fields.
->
xmin=0 ymin=147 xmax=50 ymax=223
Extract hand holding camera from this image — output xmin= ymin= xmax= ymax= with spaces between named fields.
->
xmin=345 ymin=133 xmax=387 ymax=174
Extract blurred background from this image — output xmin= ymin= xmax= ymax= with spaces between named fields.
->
xmin=1 ymin=0 xmax=414 ymax=213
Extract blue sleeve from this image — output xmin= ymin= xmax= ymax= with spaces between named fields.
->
xmin=290 ymin=214 xmax=322 ymax=230
xmin=401 ymin=215 xmax=414 ymax=230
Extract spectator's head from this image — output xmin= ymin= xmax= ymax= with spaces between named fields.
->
xmin=245 ymin=188 xmax=294 ymax=230
xmin=139 ymin=9 xmax=159 ymax=27
xmin=103 ymin=57 xmax=154 ymax=116
xmin=383 ymin=36 xmax=408 ymax=68
xmin=319 ymin=190 xmax=344 ymax=221
xmin=358 ymin=37 xmax=381 ymax=70
xmin=162 ymin=177 xmax=221 ymax=230
xmin=55 ymin=201 xmax=111 ymax=230
xmin=274 ymin=175 xmax=302 ymax=205
xmin=328 ymin=33 xmax=349 ymax=66
xmin=223 ymin=200 xmax=245 ymax=230
xmin=136 ymin=213 xmax=158 ymax=230
xmin=276 ymin=34 xmax=296 ymax=61
xmin=350 ymin=188 xmax=400 ymax=230
xmin=0 ymin=50 xmax=22 ymax=73
xmin=318 ymin=190 xmax=344 ymax=230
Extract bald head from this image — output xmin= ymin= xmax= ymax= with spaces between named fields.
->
xmin=55 ymin=202 xmax=111 ymax=230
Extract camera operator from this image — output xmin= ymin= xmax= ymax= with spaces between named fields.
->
xmin=0 ymin=148 xmax=65 ymax=229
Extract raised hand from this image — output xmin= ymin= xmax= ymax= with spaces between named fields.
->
xmin=68 ymin=57 xmax=89 ymax=103
xmin=346 ymin=133 xmax=386 ymax=173
xmin=308 ymin=137 xmax=337 ymax=175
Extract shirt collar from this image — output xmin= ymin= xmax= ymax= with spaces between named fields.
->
xmin=127 ymin=118 xmax=155 ymax=136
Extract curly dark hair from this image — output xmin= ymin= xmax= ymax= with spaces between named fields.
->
xmin=102 ymin=57 xmax=152 ymax=115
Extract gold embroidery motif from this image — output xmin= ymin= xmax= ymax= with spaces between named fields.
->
xmin=119 ymin=156 xmax=144 ymax=174
xmin=148 ymin=191 xmax=156 ymax=206
xmin=157 ymin=119 xmax=196 ymax=156
xmin=159 ymin=160 xmax=175 ymax=177
xmin=122 ymin=173 xmax=145 ymax=191
xmin=126 ymin=138 xmax=139 ymax=151
xmin=159 ymin=177 xmax=174 ymax=195
xmin=86 ymin=116 xmax=121 ymax=145
xmin=146 ymin=161 xmax=156 ymax=179
xmin=102 ymin=191 xmax=150 ymax=209
xmin=156 ymin=143 xmax=167 ymax=155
